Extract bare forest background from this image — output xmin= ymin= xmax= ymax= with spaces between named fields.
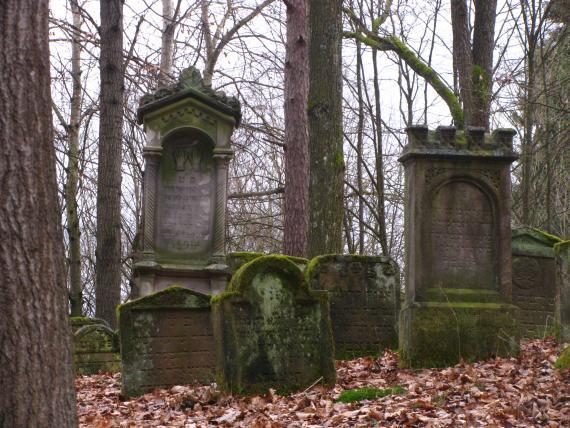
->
xmin=48 ymin=0 xmax=569 ymax=317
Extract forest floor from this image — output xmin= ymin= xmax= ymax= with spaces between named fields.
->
xmin=77 ymin=339 xmax=569 ymax=427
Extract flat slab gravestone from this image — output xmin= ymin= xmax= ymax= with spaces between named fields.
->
xmin=306 ymin=255 xmax=400 ymax=358
xmin=398 ymin=126 xmax=521 ymax=368
xmin=119 ymin=286 xmax=216 ymax=398
xmin=511 ymin=227 xmax=562 ymax=337
xmin=212 ymin=255 xmax=336 ymax=394
xmin=73 ymin=324 xmax=120 ymax=375
xmin=132 ymin=67 xmax=241 ymax=298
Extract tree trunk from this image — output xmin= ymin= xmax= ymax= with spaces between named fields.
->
xmin=356 ymin=39 xmax=365 ymax=254
xmin=0 ymin=0 xmax=77 ymax=425
xmin=96 ymin=0 xmax=124 ymax=328
xmin=450 ymin=0 xmax=497 ymax=129
xmin=68 ymin=0 xmax=84 ymax=317
xmin=159 ymin=0 xmax=175 ymax=82
xmin=308 ymin=0 xmax=344 ymax=257
xmin=283 ymin=0 xmax=309 ymax=257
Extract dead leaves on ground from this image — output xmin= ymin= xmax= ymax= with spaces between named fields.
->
xmin=76 ymin=339 xmax=569 ymax=427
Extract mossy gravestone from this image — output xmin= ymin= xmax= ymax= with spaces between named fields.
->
xmin=119 ymin=287 xmax=216 ymax=398
xmin=73 ymin=324 xmax=120 ymax=375
xmin=212 ymin=255 xmax=336 ymax=394
xmin=306 ymin=255 xmax=400 ymax=358
xmin=70 ymin=316 xmax=107 ymax=333
xmin=555 ymin=241 xmax=570 ymax=341
xmin=133 ymin=67 xmax=241 ymax=298
xmin=398 ymin=126 xmax=520 ymax=368
xmin=227 ymin=252 xmax=309 ymax=274
xmin=512 ymin=227 xmax=562 ymax=337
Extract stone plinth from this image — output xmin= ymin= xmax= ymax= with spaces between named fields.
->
xmin=133 ymin=68 xmax=241 ymax=298
xmin=73 ymin=324 xmax=120 ymax=375
xmin=398 ymin=126 xmax=520 ymax=367
xmin=306 ymin=255 xmax=400 ymax=358
xmin=119 ymin=287 xmax=216 ymax=398
xmin=555 ymin=241 xmax=570 ymax=341
xmin=212 ymin=256 xmax=336 ymax=394
xmin=512 ymin=227 xmax=562 ymax=337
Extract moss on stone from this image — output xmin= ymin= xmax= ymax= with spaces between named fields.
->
xmin=555 ymin=347 xmax=570 ymax=370
xmin=399 ymin=302 xmax=520 ymax=368
xmin=422 ymin=288 xmax=504 ymax=304
xmin=305 ymin=253 xmax=397 ymax=282
xmin=337 ymin=386 xmax=406 ymax=403
xmin=212 ymin=255 xmax=336 ymax=394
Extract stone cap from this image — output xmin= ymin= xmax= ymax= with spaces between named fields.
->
xmin=399 ymin=125 xmax=518 ymax=162
xmin=512 ymin=227 xmax=562 ymax=257
xmin=137 ymin=67 xmax=241 ymax=126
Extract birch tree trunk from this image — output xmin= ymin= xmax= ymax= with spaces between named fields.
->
xmin=0 ymin=0 xmax=77 ymax=425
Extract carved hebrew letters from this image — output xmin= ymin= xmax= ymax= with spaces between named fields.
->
xmin=430 ymin=181 xmax=496 ymax=289
xmin=156 ymin=139 xmax=214 ymax=255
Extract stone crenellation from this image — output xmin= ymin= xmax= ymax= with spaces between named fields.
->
xmin=402 ymin=125 xmax=517 ymax=157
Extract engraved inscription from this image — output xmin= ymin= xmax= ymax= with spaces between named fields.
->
xmin=133 ymin=309 xmax=215 ymax=389
xmin=513 ymin=257 xmax=540 ymax=290
xmin=430 ymin=181 xmax=496 ymax=289
xmin=157 ymin=140 xmax=214 ymax=254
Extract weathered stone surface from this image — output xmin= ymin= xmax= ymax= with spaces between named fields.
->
xmin=212 ymin=255 xmax=336 ymax=394
xmin=398 ymin=126 xmax=520 ymax=368
xmin=512 ymin=228 xmax=562 ymax=338
xmin=555 ymin=241 xmax=570 ymax=341
xmin=119 ymin=287 xmax=215 ymax=398
xmin=133 ymin=68 xmax=240 ymax=298
xmin=227 ymin=252 xmax=309 ymax=274
xmin=306 ymin=255 xmax=400 ymax=358
xmin=73 ymin=324 xmax=120 ymax=375
xmin=70 ymin=316 xmax=107 ymax=333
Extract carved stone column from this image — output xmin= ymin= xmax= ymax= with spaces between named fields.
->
xmin=211 ymin=148 xmax=233 ymax=262
xmin=141 ymin=146 xmax=162 ymax=258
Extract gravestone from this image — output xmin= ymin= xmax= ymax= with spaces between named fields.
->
xmin=73 ymin=324 xmax=120 ymax=375
xmin=212 ymin=255 xmax=336 ymax=394
xmin=306 ymin=255 xmax=400 ymax=358
xmin=398 ymin=126 xmax=521 ymax=368
xmin=70 ymin=316 xmax=107 ymax=333
xmin=133 ymin=67 xmax=241 ymax=298
xmin=119 ymin=286 xmax=216 ymax=398
xmin=227 ymin=252 xmax=309 ymax=274
xmin=555 ymin=241 xmax=570 ymax=341
xmin=512 ymin=227 xmax=562 ymax=337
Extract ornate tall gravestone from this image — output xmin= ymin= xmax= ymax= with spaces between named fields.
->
xmin=399 ymin=126 xmax=520 ymax=368
xmin=306 ymin=255 xmax=400 ymax=358
xmin=212 ymin=256 xmax=336 ymax=394
xmin=512 ymin=227 xmax=562 ymax=337
xmin=119 ymin=287 xmax=216 ymax=398
xmin=133 ymin=68 xmax=241 ymax=298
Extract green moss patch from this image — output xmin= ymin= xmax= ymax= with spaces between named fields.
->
xmin=337 ymin=386 xmax=406 ymax=403
xmin=555 ymin=347 xmax=570 ymax=370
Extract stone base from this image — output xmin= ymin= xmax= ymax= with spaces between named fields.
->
xmin=132 ymin=260 xmax=229 ymax=298
xmin=399 ymin=298 xmax=520 ymax=368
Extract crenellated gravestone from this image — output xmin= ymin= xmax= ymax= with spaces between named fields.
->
xmin=119 ymin=286 xmax=216 ymax=398
xmin=73 ymin=324 xmax=120 ymax=375
xmin=512 ymin=227 xmax=562 ymax=337
xmin=398 ymin=126 xmax=521 ymax=368
xmin=306 ymin=255 xmax=400 ymax=358
xmin=133 ymin=68 xmax=241 ymax=298
xmin=555 ymin=241 xmax=570 ymax=341
xmin=212 ymin=255 xmax=336 ymax=394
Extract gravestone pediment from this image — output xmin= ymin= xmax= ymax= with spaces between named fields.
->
xmin=512 ymin=228 xmax=561 ymax=258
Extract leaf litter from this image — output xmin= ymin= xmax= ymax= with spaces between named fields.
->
xmin=76 ymin=338 xmax=569 ymax=427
